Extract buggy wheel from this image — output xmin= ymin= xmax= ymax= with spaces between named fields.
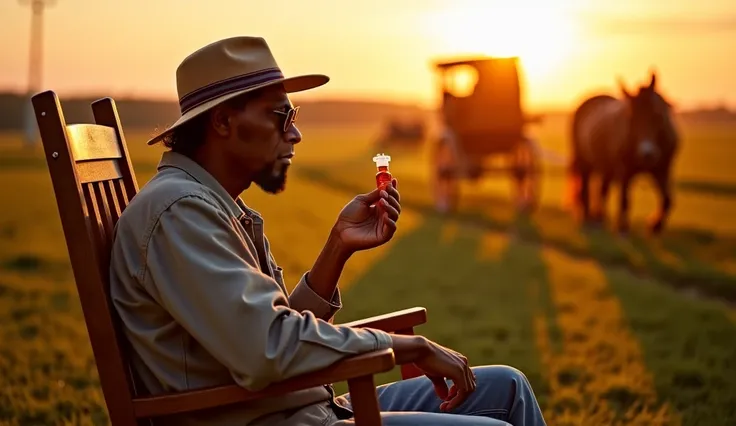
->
xmin=511 ymin=138 xmax=541 ymax=213
xmin=432 ymin=136 xmax=460 ymax=214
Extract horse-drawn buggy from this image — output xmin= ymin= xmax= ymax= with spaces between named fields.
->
xmin=431 ymin=56 xmax=543 ymax=214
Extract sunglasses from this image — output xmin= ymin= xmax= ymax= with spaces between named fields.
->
xmin=273 ymin=106 xmax=300 ymax=132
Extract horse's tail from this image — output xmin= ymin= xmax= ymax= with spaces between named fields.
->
xmin=563 ymin=104 xmax=585 ymax=212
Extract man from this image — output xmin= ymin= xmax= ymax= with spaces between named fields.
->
xmin=109 ymin=36 xmax=547 ymax=426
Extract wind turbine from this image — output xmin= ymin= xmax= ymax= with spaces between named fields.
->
xmin=19 ymin=0 xmax=56 ymax=147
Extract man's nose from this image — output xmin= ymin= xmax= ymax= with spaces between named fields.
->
xmin=286 ymin=125 xmax=302 ymax=145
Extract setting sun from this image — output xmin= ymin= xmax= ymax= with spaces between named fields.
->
xmin=424 ymin=1 xmax=580 ymax=83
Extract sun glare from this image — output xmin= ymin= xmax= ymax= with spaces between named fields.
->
xmin=426 ymin=1 xmax=579 ymax=82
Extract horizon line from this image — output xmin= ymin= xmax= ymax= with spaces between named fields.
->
xmin=0 ymin=88 xmax=733 ymax=114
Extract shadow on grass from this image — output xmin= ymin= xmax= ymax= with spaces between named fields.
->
xmin=677 ymin=179 xmax=736 ymax=198
xmin=509 ymin=215 xmax=686 ymax=424
xmin=331 ymin=209 xmax=735 ymax=423
xmin=604 ymin=267 xmax=736 ymax=425
xmin=522 ymin=211 xmax=736 ymax=425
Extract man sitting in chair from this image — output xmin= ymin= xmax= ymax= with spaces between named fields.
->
xmin=109 ymin=36 xmax=547 ymax=426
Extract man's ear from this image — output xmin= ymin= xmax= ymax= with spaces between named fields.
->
xmin=209 ymin=105 xmax=231 ymax=137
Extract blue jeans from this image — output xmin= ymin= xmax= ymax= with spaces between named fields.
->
xmin=336 ymin=365 xmax=547 ymax=425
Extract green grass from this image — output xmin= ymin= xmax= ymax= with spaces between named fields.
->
xmin=1 ymin=118 xmax=735 ymax=425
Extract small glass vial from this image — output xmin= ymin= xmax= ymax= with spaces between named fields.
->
xmin=372 ymin=153 xmax=392 ymax=191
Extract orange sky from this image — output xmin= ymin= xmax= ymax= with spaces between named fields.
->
xmin=1 ymin=0 xmax=735 ymax=111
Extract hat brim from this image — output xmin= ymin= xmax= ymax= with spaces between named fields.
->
xmin=146 ymin=73 xmax=329 ymax=146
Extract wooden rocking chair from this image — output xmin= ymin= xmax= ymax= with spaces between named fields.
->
xmin=31 ymin=90 xmax=428 ymax=425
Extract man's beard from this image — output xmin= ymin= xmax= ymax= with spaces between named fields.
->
xmin=253 ymin=160 xmax=288 ymax=194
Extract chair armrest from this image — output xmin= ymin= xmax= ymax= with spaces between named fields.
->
xmin=132 ymin=348 xmax=395 ymax=418
xmin=339 ymin=307 xmax=427 ymax=333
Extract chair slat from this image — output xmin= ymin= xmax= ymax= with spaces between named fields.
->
xmin=82 ymin=183 xmax=106 ymax=251
xmin=112 ymin=178 xmax=129 ymax=207
xmin=93 ymin=181 xmax=116 ymax=243
xmin=77 ymin=159 xmax=123 ymax=183
xmin=105 ymin=180 xmax=123 ymax=224
xmin=66 ymin=124 xmax=122 ymax=161
xmin=92 ymin=98 xmax=140 ymax=198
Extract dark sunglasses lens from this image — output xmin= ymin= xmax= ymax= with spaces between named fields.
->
xmin=284 ymin=108 xmax=297 ymax=132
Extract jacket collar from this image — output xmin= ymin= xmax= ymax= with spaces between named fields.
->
xmin=156 ymin=151 xmax=262 ymax=221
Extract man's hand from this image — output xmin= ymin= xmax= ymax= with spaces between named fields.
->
xmin=332 ymin=179 xmax=401 ymax=253
xmin=305 ymin=180 xmax=399 ymax=305
xmin=415 ymin=341 xmax=477 ymax=412
xmin=390 ymin=334 xmax=477 ymax=412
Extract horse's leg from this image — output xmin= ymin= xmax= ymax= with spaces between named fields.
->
xmin=617 ymin=171 xmax=633 ymax=234
xmin=650 ymin=167 xmax=673 ymax=234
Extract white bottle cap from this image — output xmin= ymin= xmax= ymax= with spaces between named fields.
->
xmin=372 ymin=153 xmax=391 ymax=168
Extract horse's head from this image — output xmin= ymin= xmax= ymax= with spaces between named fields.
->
xmin=619 ymin=72 xmax=678 ymax=169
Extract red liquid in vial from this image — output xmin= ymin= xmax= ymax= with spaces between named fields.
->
xmin=376 ymin=166 xmax=392 ymax=190
xmin=372 ymin=153 xmax=392 ymax=196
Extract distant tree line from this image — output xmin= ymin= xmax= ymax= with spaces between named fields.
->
xmin=1 ymin=91 xmax=731 ymax=132
xmin=0 ymin=92 xmax=434 ymax=131
xmin=0 ymin=92 xmax=181 ymax=131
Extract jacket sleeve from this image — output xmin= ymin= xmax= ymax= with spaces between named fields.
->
xmin=288 ymin=273 xmax=342 ymax=323
xmin=142 ymin=194 xmax=393 ymax=391
xmin=262 ymin=234 xmax=344 ymax=322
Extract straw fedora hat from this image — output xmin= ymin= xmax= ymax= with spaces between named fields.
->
xmin=146 ymin=36 xmax=329 ymax=145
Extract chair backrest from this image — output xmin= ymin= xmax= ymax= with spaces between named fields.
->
xmin=32 ymin=90 xmax=144 ymax=425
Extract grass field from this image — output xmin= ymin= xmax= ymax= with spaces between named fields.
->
xmin=1 ymin=114 xmax=735 ymax=425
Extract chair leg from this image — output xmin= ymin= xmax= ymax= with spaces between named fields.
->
xmin=346 ymin=375 xmax=382 ymax=426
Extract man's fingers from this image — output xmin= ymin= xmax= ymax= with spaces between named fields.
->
xmin=440 ymin=384 xmax=469 ymax=412
xmin=459 ymin=357 xmax=476 ymax=393
xmin=380 ymin=199 xmax=400 ymax=221
xmin=387 ymin=183 xmax=400 ymax=203
xmin=446 ymin=383 xmax=458 ymax=400
xmin=359 ymin=187 xmax=387 ymax=204
xmin=446 ymin=350 xmax=475 ymax=393
xmin=381 ymin=213 xmax=397 ymax=238
xmin=385 ymin=193 xmax=401 ymax=216
xmin=440 ymin=361 xmax=474 ymax=412
xmin=466 ymin=367 xmax=476 ymax=393
xmin=441 ymin=389 xmax=471 ymax=412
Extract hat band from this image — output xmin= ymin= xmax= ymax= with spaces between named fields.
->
xmin=179 ymin=67 xmax=285 ymax=114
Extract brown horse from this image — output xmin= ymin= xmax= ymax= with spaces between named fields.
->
xmin=566 ymin=72 xmax=680 ymax=234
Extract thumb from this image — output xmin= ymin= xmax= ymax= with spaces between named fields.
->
xmin=357 ymin=187 xmax=387 ymax=204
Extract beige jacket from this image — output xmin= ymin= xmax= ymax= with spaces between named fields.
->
xmin=109 ymin=151 xmax=392 ymax=425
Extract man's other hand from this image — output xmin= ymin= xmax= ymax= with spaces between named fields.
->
xmin=332 ymin=178 xmax=401 ymax=253
xmin=390 ymin=334 xmax=477 ymax=412
xmin=415 ymin=341 xmax=477 ymax=412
